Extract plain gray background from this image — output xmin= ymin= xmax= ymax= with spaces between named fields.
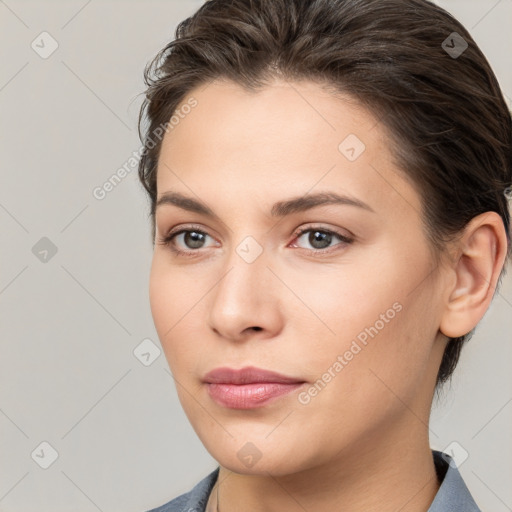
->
xmin=1 ymin=1 xmax=511 ymax=511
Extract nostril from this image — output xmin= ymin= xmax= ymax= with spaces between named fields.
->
xmin=251 ymin=326 xmax=262 ymax=331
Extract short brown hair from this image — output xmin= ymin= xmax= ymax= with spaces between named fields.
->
xmin=137 ymin=0 xmax=512 ymax=387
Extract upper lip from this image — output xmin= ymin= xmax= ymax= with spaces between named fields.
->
xmin=203 ymin=366 xmax=305 ymax=385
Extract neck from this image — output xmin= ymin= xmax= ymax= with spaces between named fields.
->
xmin=210 ymin=422 xmax=440 ymax=512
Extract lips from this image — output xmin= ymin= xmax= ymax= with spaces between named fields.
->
xmin=203 ymin=366 xmax=306 ymax=409
xmin=202 ymin=365 xmax=304 ymax=385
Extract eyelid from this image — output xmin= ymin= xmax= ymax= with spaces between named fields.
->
xmin=291 ymin=224 xmax=354 ymax=242
xmin=289 ymin=224 xmax=354 ymax=254
xmin=157 ymin=223 xmax=219 ymax=250
xmin=158 ymin=223 xmax=215 ymax=240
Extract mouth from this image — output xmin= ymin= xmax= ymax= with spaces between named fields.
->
xmin=203 ymin=366 xmax=307 ymax=409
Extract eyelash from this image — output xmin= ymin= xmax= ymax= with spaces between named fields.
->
xmin=156 ymin=223 xmax=354 ymax=258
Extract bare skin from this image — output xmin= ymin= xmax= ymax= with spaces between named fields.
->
xmin=149 ymin=78 xmax=507 ymax=512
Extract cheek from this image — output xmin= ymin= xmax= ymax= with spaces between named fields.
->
xmin=289 ymin=249 xmax=436 ymax=390
xmin=149 ymin=256 xmax=196 ymax=364
xmin=149 ymin=254 xmax=218 ymax=386
xmin=282 ymin=256 xmax=404 ymax=350
xmin=149 ymin=253 xmax=200 ymax=331
xmin=148 ymin=257 xmax=173 ymax=335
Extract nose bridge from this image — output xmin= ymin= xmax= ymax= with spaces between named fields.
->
xmin=214 ymin=234 xmax=268 ymax=308
xmin=208 ymin=233 xmax=279 ymax=338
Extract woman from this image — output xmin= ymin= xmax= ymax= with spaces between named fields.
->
xmin=137 ymin=0 xmax=511 ymax=510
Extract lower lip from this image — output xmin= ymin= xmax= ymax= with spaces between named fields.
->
xmin=206 ymin=382 xmax=305 ymax=409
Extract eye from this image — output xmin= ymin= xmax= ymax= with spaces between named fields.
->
xmin=157 ymin=224 xmax=354 ymax=258
xmin=157 ymin=225 xmax=219 ymax=256
xmin=174 ymin=230 xmax=214 ymax=249
xmin=291 ymin=226 xmax=353 ymax=253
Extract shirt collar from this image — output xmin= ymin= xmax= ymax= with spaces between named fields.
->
xmin=428 ymin=450 xmax=481 ymax=511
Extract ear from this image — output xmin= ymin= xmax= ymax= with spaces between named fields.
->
xmin=439 ymin=212 xmax=508 ymax=338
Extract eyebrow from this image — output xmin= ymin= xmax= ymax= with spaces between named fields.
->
xmin=155 ymin=190 xmax=375 ymax=218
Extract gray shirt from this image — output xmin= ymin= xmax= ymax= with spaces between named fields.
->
xmin=146 ymin=450 xmax=481 ymax=512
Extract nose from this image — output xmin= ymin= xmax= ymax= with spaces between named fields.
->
xmin=207 ymin=243 xmax=283 ymax=342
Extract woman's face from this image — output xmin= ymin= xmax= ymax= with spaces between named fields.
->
xmin=150 ymin=78 xmax=448 ymax=475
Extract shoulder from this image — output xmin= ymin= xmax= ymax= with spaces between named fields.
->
xmin=428 ymin=450 xmax=481 ymax=512
xmin=146 ymin=467 xmax=220 ymax=512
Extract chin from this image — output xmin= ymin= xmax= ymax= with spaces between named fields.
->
xmin=219 ymin=455 xmax=303 ymax=477
xmin=200 ymin=435 xmax=308 ymax=477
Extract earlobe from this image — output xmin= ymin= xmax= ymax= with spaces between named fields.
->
xmin=439 ymin=212 xmax=508 ymax=338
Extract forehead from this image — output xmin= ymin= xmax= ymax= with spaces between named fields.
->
xmin=160 ymin=78 xmax=377 ymax=166
xmin=156 ymin=78 xmax=421 ymax=218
